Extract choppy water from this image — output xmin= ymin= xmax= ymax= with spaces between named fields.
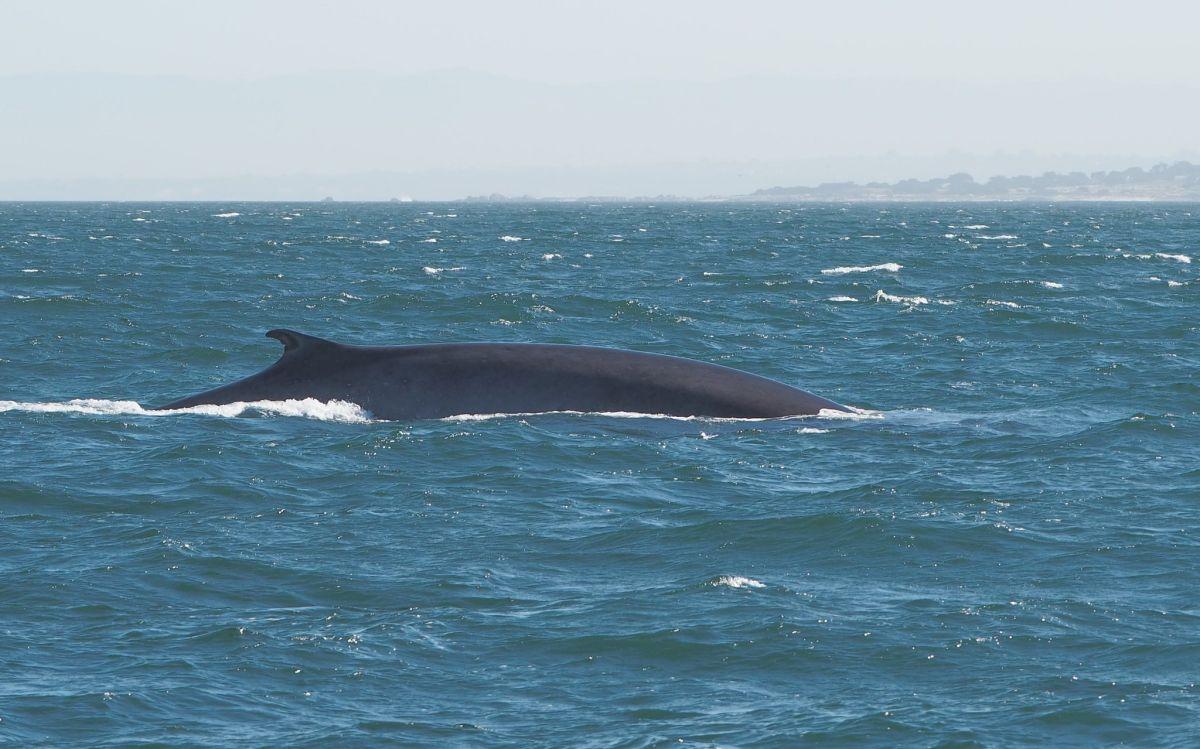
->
xmin=1 ymin=202 xmax=1197 ymax=747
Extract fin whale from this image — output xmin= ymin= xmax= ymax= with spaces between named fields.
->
xmin=156 ymin=329 xmax=850 ymax=420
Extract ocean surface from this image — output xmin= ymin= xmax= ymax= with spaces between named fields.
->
xmin=1 ymin=202 xmax=1197 ymax=747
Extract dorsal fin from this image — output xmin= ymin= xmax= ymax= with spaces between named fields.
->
xmin=266 ymin=329 xmax=339 ymax=356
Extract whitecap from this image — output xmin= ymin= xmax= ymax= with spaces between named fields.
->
xmin=962 ymin=224 xmax=989 ymax=229
xmin=499 ymin=235 xmax=525 ymax=242
xmin=421 ymin=238 xmax=438 ymax=243
xmin=423 ymin=266 xmax=464 ymax=275
xmin=541 ymin=253 xmax=562 ymax=260
xmin=365 ymin=239 xmax=390 ymax=245
xmin=827 ymin=296 xmax=858 ymax=302
xmin=709 ymin=575 xmax=765 ymax=589
xmin=212 ymin=212 xmax=240 ymax=218
xmin=985 ymin=299 xmax=1023 ymax=309
xmin=874 ymin=290 xmax=928 ymax=305
xmin=1155 ymin=253 xmax=1191 ymax=264
xmin=977 ymin=234 xmax=1017 ymax=240
xmin=1041 ymin=281 xmax=1064 ymax=289
xmin=821 ymin=262 xmax=902 ymax=275
xmin=0 ymin=398 xmax=372 ymax=423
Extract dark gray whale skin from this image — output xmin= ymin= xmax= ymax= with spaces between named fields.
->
xmin=156 ymin=329 xmax=850 ymax=419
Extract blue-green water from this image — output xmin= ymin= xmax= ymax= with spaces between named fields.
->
xmin=1 ymin=202 xmax=1197 ymax=747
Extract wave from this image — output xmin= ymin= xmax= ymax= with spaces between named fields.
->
xmin=827 ymin=296 xmax=858 ymax=302
xmin=874 ymin=290 xmax=928 ymax=305
xmin=821 ymin=263 xmax=902 ymax=275
xmin=423 ymin=266 xmax=464 ymax=275
xmin=976 ymin=234 xmax=1018 ymax=240
xmin=212 ymin=212 xmax=240 ymax=218
xmin=708 ymin=575 xmax=765 ymax=589
xmin=873 ymin=290 xmax=955 ymax=307
xmin=500 ymin=235 xmax=526 ymax=242
xmin=0 ymin=398 xmax=372 ymax=423
xmin=1155 ymin=253 xmax=1192 ymax=264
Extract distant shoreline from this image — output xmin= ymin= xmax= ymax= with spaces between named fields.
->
xmin=2 ymin=196 xmax=1199 ymax=204
xmin=3 ymin=161 xmax=1200 ymax=204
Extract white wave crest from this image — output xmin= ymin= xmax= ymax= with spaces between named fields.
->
xmin=500 ymin=235 xmax=526 ymax=242
xmin=1041 ymin=281 xmax=1064 ymax=289
xmin=827 ymin=296 xmax=858 ymax=302
xmin=977 ymin=234 xmax=1017 ymax=240
xmin=541 ymin=253 xmax=562 ymax=260
xmin=1155 ymin=253 xmax=1192 ymax=264
xmin=423 ymin=266 xmax=464 ymax=275
xmin=985 ymin=299 xmax=1023 ymax=309
xmin=821 ymin=262 xmax=902 ymax=275
xmin=212 ymin=212 xmax=240 ymax=218
xmin=709 ymin=575 xmax=765 ymax=589
xmin=365 ymin=239 xmax=390 ymax=245
xmin=874 ymin=290 xmax=928 ymax=305
xmin=0 ymin=398 xmax=372 ymax=423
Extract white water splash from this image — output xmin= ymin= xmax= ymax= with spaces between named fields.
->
xmin=709 ymin=575 xmax=765 ymax=589
xmin=821 ymin=262 xmax=902 ymax=275
xmin=0 ymin=398 xmax=372 ymax=423
xmin=212 ymin=212 xmax=240 ymax=218
xmin=874 ymin=290 xmax=929 ymax=305
xmin=1155 ymin=252 xmax=1192 ymax=264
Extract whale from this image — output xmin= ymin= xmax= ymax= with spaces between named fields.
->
xmin=156 ymin=329 xmax=850 ymax=420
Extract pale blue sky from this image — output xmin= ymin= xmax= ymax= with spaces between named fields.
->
xmin=2 ymin=0 xmax=1198 ymax=198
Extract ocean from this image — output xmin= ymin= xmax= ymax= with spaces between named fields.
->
xmin=1 ymin=202 xmax=1197 ymax=746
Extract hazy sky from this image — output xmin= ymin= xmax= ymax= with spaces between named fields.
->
xmin=2 ymin=0 xmax=1199 ymax=198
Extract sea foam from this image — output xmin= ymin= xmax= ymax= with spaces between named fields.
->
xmin=1155 ymin=253 xmax=1192 ymax=264
xmin=0 ymin=398 xmax=373 ymax=423
xmin=709 ymin=575 xmax=766 ymax=589
xmin=821 ymin=263 xmax=902 ymax=275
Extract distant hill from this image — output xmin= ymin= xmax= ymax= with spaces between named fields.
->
xmin=746 ymin=162 xmax=1200 ymax=201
